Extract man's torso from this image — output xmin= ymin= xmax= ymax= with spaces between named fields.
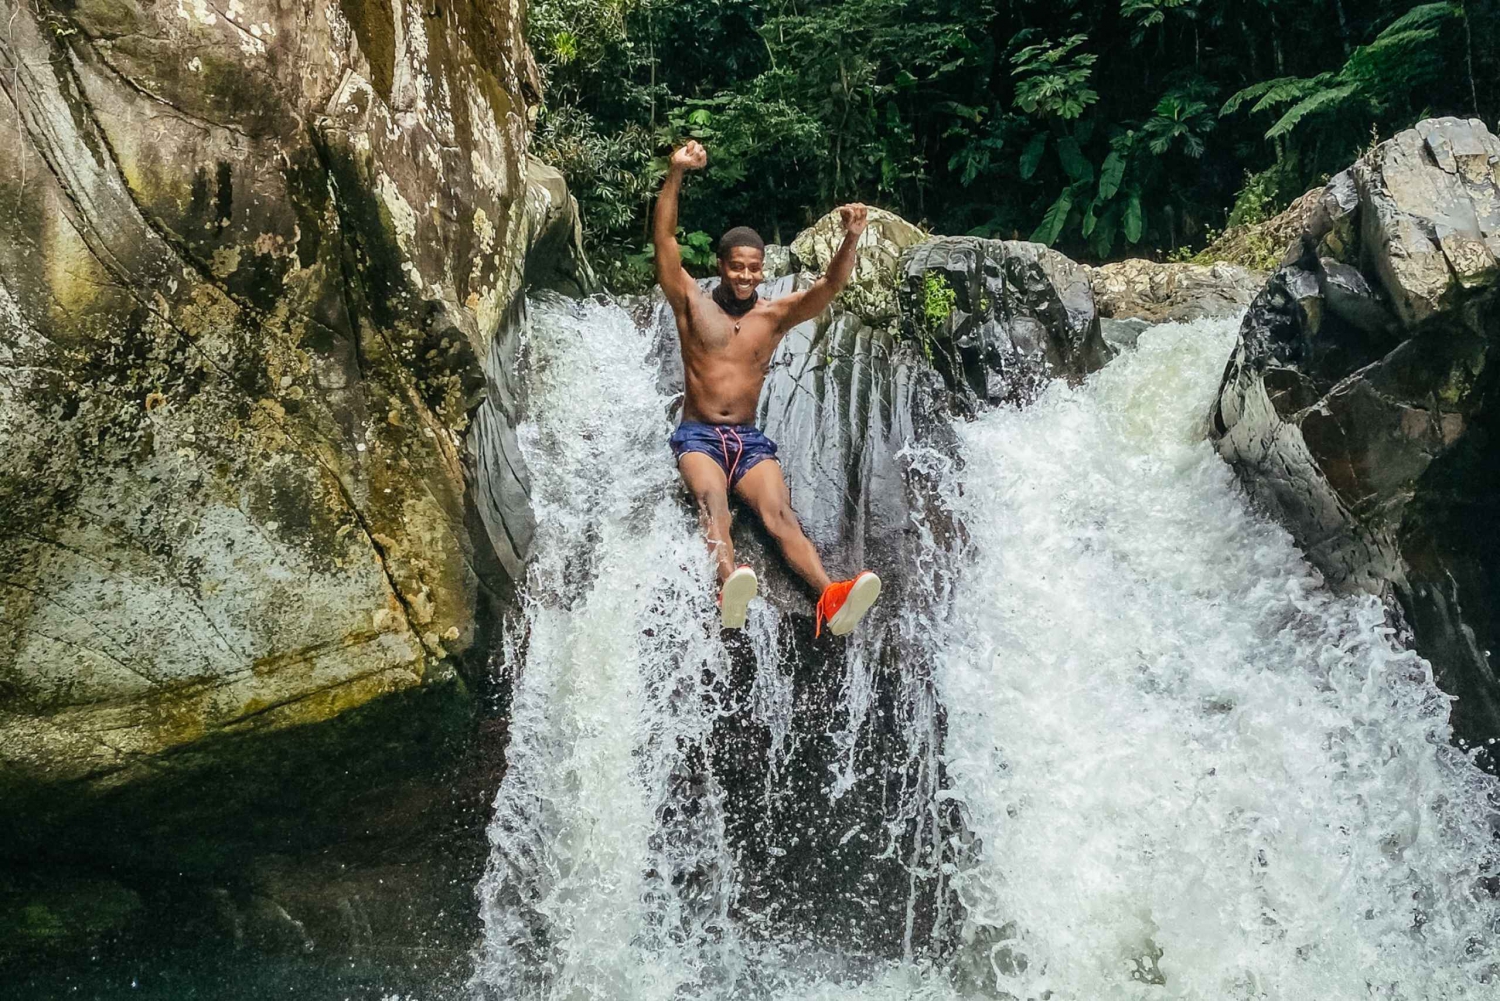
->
xmin=676 ymin=289 xmax=782 ymax=425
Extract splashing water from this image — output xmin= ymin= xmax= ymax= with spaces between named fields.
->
xmin=935 ymin=317 xmax=1500 ymax=999
xmin=471 ymin=297 xmax=1500 ymax=1000
xmin=470 ymin=295 xmax=742 ymax=1000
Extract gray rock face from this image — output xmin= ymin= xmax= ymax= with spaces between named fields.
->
xmin=0 ymin=0 xmax=551 ymax=801
xmin=0 ymin=6 xmax=598 ymax=976
xmin=1213 ymin=117 xmax=1500 ymax=760
xmin=1356 ymin=118 xmax=1500 ymax=323
xmin=1088 ymin=259 xmax=1264 ymax=323
xmin=898 ymin=237 xmax=1112 ymax=409
xmin=791 ymin=206 xmax=927 ymax=320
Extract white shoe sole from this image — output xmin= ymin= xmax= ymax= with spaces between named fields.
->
xmin=826 ymin=572 xmax=881 ymax=636
xmin=720 ymin=567 xmax=758 ymax=629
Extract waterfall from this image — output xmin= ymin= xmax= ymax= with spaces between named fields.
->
xmin=470 ymin=294 xmax=1500 ymax=1000
xmin=934 ymin=318 xmax=1500 ymax=999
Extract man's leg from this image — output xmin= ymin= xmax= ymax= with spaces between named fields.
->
xmin=733 ymin=460 xmax=833 ymax=594
xmin=678 ymin=452 xmax=735 ymax=584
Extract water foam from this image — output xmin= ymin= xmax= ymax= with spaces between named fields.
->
xmin=471 ymin=298 xmax=1500 ymax=1001
xmin=470 ymin=296 xmax=742 ymax=999
xmin=936 ymin=317 xmax=1500 ymax=999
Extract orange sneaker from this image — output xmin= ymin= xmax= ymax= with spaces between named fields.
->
xmin=719 ymin=565 xmax=758 ymax=629
xmin=815 ymin=571 xmax=882 ymax=637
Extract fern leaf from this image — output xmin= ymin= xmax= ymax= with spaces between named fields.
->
xmin=1220 ymin=77 xmax=1291 ymax=116
xmin=1248 ymin=74 xmax=1330 ymax=115
xmin=1379 ymin=2 xmax=1459 ymax=36
xmin=1265 ymin=83 xmax=1360 ymax=139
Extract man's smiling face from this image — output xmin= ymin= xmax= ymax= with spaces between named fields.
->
xmin=718 ymin=246 xmax=765 ymax=301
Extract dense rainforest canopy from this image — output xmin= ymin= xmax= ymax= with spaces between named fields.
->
xmin=527 ymin=0 xmax=1498 ymax=289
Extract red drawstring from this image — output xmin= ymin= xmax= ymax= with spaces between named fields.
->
xmin=714 ymin=426 xmax=746 ymax=485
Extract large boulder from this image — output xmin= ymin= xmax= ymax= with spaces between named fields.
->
xmin=898 ymin=237 xmax=1112 ymax=409
xmin=1087 ymin=259 xmax=1264 ymax=323
xmin=0 ymin=0 xmax=545 ymax=796
xmin=0 ymin=0 xmax=582 ymax=963
xmin=790 ymin=206 xmax=927 ymax=320
xmin=1212 ymin=117 xmax=1500 ymax=759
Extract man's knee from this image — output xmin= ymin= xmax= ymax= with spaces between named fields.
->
xmin=693 ymin=484 xmax=730 ymax=518
xmin=761 ymin=503 xmax=803 ymax=541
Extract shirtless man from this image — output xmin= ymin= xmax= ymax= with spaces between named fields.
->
xmin=656 ymin=139 xmax=881 ymax=634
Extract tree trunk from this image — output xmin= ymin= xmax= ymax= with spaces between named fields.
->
xmin=1330 ymin=0 xmax=1352 ymax=55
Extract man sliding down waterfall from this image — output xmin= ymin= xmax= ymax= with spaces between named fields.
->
xmin=655 ymin=139 xmax=882 ymax=634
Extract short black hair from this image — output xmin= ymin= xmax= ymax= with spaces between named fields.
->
xmin=717 ymin=226 xmax=765 ymax=259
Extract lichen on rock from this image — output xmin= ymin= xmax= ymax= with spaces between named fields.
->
xmin=1087 ymin=259 xmax=1264 ymax=324
xmin=0 ymin=0 xmax=549 ymax=812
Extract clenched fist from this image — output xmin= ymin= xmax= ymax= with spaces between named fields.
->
xmin=671 ymin=140 xmax=708 ymax=171
xmin=839 ymin=202 xmax=869 ymax=237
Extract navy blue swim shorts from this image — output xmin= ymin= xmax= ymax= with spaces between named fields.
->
xmin=669 ymin=421 xmax=779 ymax=488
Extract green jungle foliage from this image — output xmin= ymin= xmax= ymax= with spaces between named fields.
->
xmin=528 ymin=0 xmax=1497 ymax=290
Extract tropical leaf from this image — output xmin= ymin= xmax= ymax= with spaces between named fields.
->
xmin=1030 ymin=187 xmax=1075 ymax=246
xmin=1020 ymin=132 xmax=1048 ymax=180
xmin=1082 ymin=199 xmax=1098 ymax=237
xmin=1056 ymin=135 xmax=1094 ymax=183
xmin=1097 ymin=150 xmax=1125 ymax=201
xmin=1090 ymin=202 xmax=1121 ymax=258
xmin=1011 ymin=33 xmax=1099 ymax=119
xmin=1123 ymin=191 xmax=1144 ymax=243
xmin=1264 ymin=83 xmax=1360 ymax=139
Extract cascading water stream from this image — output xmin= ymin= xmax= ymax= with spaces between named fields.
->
xmin=470 ymin=294 xmax=1500 ymax=1000
xmin=934 ymin=318 xmax=1500 ymax=999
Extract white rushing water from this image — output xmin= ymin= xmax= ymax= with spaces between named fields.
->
xmin=934 ymin=318 xmax=1500 ymax=999
xmin=471 ymin=296 xmax=1500 ymax=1001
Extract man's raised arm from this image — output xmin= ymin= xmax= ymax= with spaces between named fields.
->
xmin=774 ymin=203 xmax=868 ymax=330
xmin=654 ymin=141 xmax=707 ymax=312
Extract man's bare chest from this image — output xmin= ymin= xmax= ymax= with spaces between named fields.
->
xmin=682 ymin=312 xmax=778 ymax=364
